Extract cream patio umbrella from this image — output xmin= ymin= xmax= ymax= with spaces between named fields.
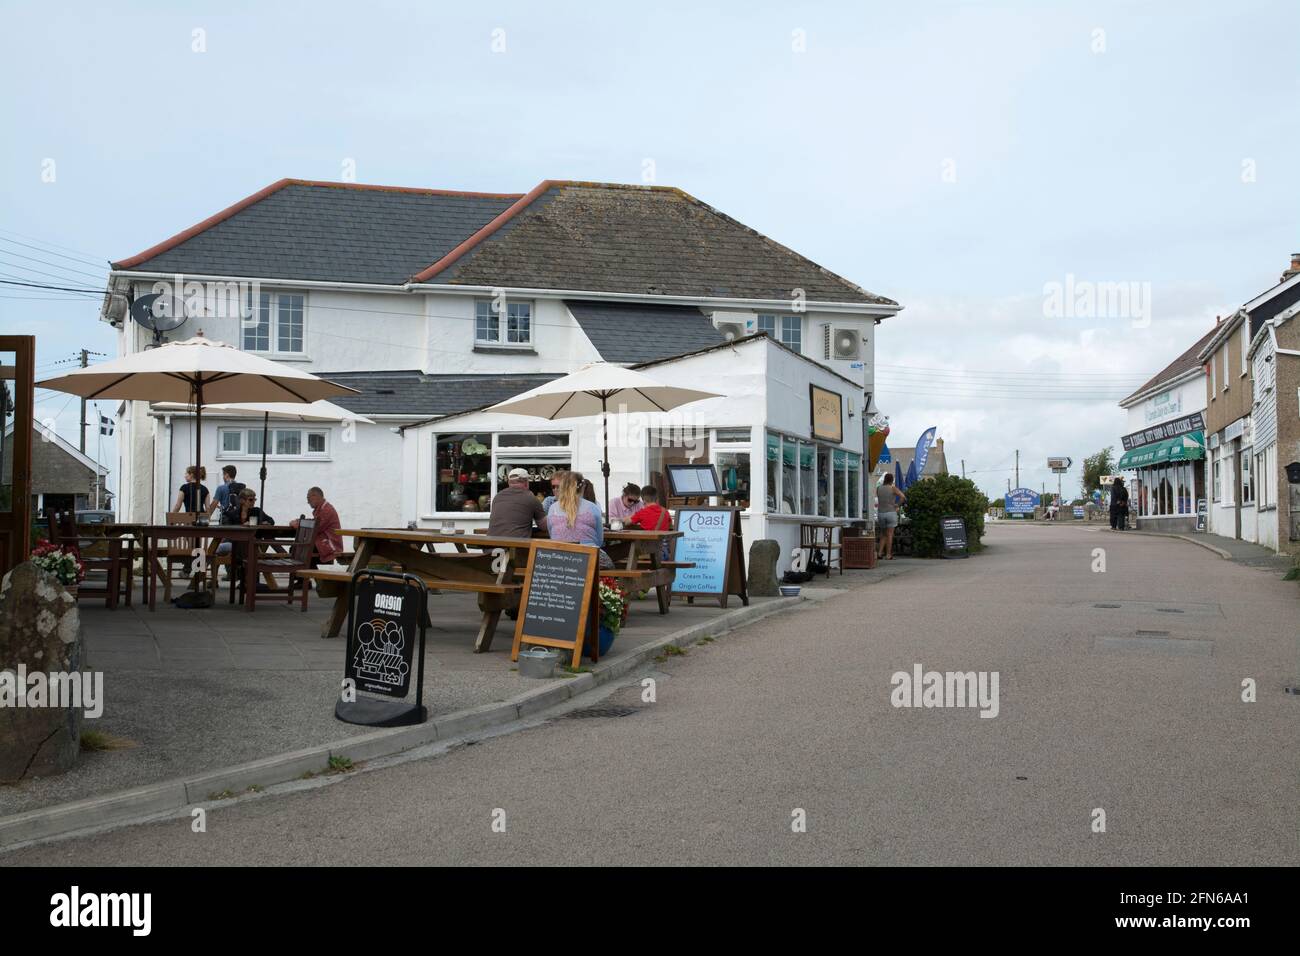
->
xmin=37 ymin=333 xmax=358 ymax=515
xmin=152 ymin=399 xmax=374 ymax=507
xmin=486 ymin=362 xmax=721 ymax=520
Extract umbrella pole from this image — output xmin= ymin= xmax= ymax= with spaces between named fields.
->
xmin=258 ymin=411 xmax=269 ymax=508
xmin=601 ymin=397 xmax=611 ymax=526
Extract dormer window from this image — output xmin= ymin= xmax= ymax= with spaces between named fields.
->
xmin=475 ymin=299 xmax=532 ymax=347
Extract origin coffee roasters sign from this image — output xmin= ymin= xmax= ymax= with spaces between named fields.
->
xmin=1121 ymin=411 xmax=1205 ymax=451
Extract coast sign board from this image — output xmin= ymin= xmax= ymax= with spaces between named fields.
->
xmin=672 ymin=506 xmax=748 ymax=608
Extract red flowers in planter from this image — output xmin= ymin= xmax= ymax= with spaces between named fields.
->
xmin=29 ymin=540 xmax=85 ymax=586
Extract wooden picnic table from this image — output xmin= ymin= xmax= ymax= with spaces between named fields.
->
xmin=141 ymin=523 xmax=295 ymax=612
xmin=604 ymin=529 xmax=685 ymax=614
xmin=316 ymin=528 xmax=536 ymax=650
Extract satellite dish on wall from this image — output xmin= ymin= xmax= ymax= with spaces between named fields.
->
xmin=130 ymin=292 xmax=188 ymax=346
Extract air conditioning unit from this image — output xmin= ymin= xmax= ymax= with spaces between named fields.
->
xmin=824 ymin=326 xmax=861 ymax=361
xmin=716 ymin=321 xmax=747 ymax=342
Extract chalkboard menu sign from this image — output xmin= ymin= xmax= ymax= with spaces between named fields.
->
xmin=940 ymin=515 xmax=969 ymax=558
xmin=672 ymin=507 xmax=749 ymax=608
xmin=337 ymin=571 xmax=429 ymax=727
xmin=511 ymin=541 xmax=599 ymax=669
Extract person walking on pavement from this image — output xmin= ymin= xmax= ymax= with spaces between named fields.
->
xmin=1109 ymin=477 xmax=1129 ymax=531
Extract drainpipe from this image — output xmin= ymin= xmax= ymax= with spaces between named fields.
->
xmin=163 ymin=414 xmax=172 ymax=523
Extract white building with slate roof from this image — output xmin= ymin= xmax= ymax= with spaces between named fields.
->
xmin=100 ymin=178 xmax=901 ymax=567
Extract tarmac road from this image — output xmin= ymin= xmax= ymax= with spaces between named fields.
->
xmin=5 ymin=523 xmax=1297 ymax=866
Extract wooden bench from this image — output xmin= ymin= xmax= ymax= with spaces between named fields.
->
xmin=295 ymin=567 xmax=520 ymax=595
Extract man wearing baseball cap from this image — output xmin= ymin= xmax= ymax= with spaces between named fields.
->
xmin=487 ymin=467 xmax=548 ymax=539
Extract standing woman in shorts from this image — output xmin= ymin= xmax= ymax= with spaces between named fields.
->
xmin=876 ymin=473 xmax=906 ymax=560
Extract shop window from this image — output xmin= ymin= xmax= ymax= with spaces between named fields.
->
xmin=435 ymin=433 xmax=492 ymax=513
xmin=496 ymin=433 xmax=568 ymax=447
xmin=799 ymin=441 xmax=815 ymax=515
xmin=764 ymin=434 xmax=779 ymax=511
xmin=847 ymin=452 xmax=861 ymax=518
xmin=781 ymin=437 xmax=798 ymax=514
xmin=833 ymin=449 xmax=847 ymax=517
xmin=1212 ymin=458 xmax=1221 ymax=501
xmin=817 ymin=446 xmax=831 ymax=516
xmin=648 ymin=428 xmax=708 ymax=505
xmin=1177 ymin=467 xmax=1191 ymax=514
xmin=716 ymin=450 xmax=750 ymax=508
xmin=1240 ymin=449 xmax=1253 ymax=505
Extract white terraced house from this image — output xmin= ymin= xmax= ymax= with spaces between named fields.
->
xmin=100 ymin=178 xmax=901 ymax=573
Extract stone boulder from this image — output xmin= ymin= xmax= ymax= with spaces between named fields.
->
xmin=747 ymin=539 xmax=781 ymax=596
xmin=0 ymin=562 xmax=83 ymax=784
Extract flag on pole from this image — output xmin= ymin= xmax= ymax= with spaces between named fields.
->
xmin=99 ymin=414 xmax=114 ymax=436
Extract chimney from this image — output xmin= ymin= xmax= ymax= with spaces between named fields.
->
xmin=1283 ymin=252 xmax=1300 ymax=283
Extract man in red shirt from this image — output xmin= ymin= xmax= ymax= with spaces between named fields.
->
xmin=291 ymin=486 xmax=344 ymax=564
xmin=628 ymin=486 xmax=672 ymax=560
xmin=628 ymin=486 xmax=671 ymax=529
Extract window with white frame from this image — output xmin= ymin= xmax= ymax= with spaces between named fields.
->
xmin=1212 ymin=457 xmax=1221 ymax=501
xmin=475 ymin=299 xmax=533 ymax=347
xmin=1240 ymin=448 xmax=1253 ymax=505
xmin=1256 ymin=444 xmax=1275 ymax=509
xmin=1240 ymin=323 xmax=1249 ymax=375
xmin=243 ymin=291 xmax=305 ymax=355
xmin=1222 ymin=347 xmax=1229 ymax=390
xmin=757 ymin=314 xmax=801 ymax=352
xmin=1211 ymin=357 xmax=1216 ymax=397
xmin=765 ymin=431 xmax=860 ymax=519
xmin=218 ymin=426 xmax=328 ymax=459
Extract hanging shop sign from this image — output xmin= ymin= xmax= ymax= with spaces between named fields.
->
xmin=1121 ymin=411 xmax=1206 ymax=451
xmin=809 ymin=385 xmax=843 ymax=444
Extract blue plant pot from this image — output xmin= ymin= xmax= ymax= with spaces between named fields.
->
xmin=598 ymin=625 xmax=616 ymax=656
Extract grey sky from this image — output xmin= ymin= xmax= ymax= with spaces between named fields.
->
xmin=3 ymin=0 xmax=1296 ymax=500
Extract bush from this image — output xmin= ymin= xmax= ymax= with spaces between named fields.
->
xmin=901 ymin=474 xmax=987 ymax=557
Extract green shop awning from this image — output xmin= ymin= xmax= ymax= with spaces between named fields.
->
xmin=1117 ymin=431 xmax=1206 ymax=469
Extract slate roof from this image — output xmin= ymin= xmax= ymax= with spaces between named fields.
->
xmin=422 ymin=182 xmax=895 ymax=305
xmin=111 ymin=179 xmax=896 ymax=306
xmin=565 ymin=300 xmax=725 ymax=363
xmin=320 ymin=370 xmax=559 ymax=417
xmin=112 ymin=181 xmax=521 ymax=284
xmin=1120 ymin=326 xmax=1217 ymax=406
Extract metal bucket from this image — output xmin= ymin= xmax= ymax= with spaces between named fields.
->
xmin=518 ymin=646 xmax=561 ymax=679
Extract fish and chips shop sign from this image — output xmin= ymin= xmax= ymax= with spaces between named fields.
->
xmin=1004 ymin=488 xmax=1040 ymax=515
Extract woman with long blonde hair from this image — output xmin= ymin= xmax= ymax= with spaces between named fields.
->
xmin=545 ymin=471 xmax=614 ymax=568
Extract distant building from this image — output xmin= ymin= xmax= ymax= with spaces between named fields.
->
xmin=885 ymin=436 xmax=949 ymax=483
xmin=1201 ymin=254 xmax=1300 ymax=553
xmin=1117 ymin=328 xmax=1213 ymax=533
xmin=2 ymin=419 xmax=109 ymax=518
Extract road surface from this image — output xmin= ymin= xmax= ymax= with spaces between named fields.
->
xmin=5 ymin=523 xmax=1297 ymax=866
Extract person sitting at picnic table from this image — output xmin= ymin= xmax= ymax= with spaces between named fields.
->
xmin=208 ymin=488 xmax=274 ymax=585
xmin=214 ymin=488 xmax=275 ymax=559
xmin=541 ymin=470 xmax=569 ymax=512
xmin=290 ymin=486 xmax=344 ymax=565
xmin=208 ymin=465 xmax=244 ymax=520
xmin=628 ymin=485 xmax=673 ymax=559
xmin=546 ymin=471 xmax=614 ymax=569
xmin=489 ymin=467 xmax=547 ymax=538
xmin=607 ymin=483 xmax=641 ymax=524
xmin=171 ymin=465 xmax=209 ymax=513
